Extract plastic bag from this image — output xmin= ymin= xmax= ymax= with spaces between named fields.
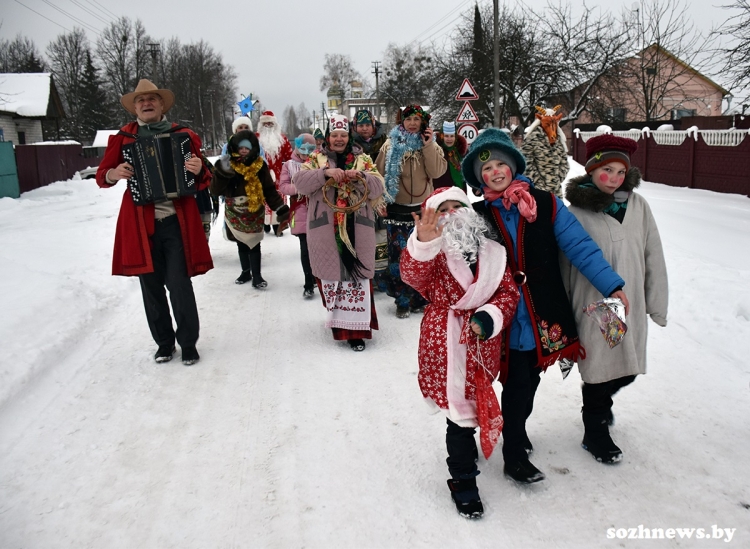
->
xmin=583 ymin=298 xmax=627 ymax=348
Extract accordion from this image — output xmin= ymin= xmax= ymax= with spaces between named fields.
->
xmin=122 ymin=132 xmax=197 ymax=205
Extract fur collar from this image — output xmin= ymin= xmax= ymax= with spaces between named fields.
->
xmin=566 ymin=167 xmax=641 ymax=212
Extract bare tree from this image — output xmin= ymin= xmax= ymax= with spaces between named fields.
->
xmin=319 ymin=53 xmax=362 ymax=101
xmin=282 ymin=104 xmax=298 ymax=137
xmin=592 ymin=0 xmax=715 ymax=122
xmin=0 ymin=34 xmax=47 ymax=73
xmin=379 ymin=43 xmax=435 ymax=121
xmin=713 ymin=0 xmax=750 ymax=100
xmin=46 ymin=28 xmax=89 ymax=141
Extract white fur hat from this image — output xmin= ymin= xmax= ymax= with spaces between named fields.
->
xmin=422 ymin=186 xmax=470 ymax=211
xmin=259 ymin=111 xmax=278 ymax=126
xmin=328 ymin=114 xmax=349 ymax=133
xmin=232 ymin=116 xmax=253 ymax=133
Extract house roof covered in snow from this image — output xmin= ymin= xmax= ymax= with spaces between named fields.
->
xmin=91 ymin=130 xmax=119 ymax=148
xmin=0 ymin=73 xmax=66 ymax=119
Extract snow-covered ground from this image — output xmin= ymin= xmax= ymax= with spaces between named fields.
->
xmin=1 ymin=164 xmax=749 ymax=548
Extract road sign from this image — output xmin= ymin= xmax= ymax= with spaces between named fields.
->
xmin=459 ymin=124 xmax=479 ymax=144
xmin=456 ymin=102 xmax=479 ymax=123
xmin=455 ymin=79 xmax=479 ymax=101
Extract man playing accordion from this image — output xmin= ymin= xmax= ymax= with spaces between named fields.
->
xmin=96 ymin=79 xmax=213 ymax=366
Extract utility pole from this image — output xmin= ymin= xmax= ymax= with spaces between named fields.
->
xmin=207 ymin=89 xmax=217 ymax=153
xmin=146 ymin=43 xmax=160 ymax=83
xmin=372 ymin=61 xmax=381 ymax=122
xmin=493 ymin=0 xmax=500 ymax=127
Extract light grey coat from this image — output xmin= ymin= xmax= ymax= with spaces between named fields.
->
xmin=561 ymin=190 xmax=668 ymax=384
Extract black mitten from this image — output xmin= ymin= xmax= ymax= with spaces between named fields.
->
xmin=276 ymin=204 xmax=290 ymax=223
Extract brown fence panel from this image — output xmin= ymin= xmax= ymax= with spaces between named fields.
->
xmin=693 ymin=137 xmax=750 ymax=196
xmin=645 ymin=140 xmax=692 ymax=189
xmin=14 ymin=144 xmax=99 ymax=194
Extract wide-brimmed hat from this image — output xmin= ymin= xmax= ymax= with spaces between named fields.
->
xmin=120 ymin=79 xmax=175 ymax=115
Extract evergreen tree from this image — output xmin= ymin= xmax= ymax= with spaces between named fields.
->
xmin=79 ymin=51 xmax=113 ymax=143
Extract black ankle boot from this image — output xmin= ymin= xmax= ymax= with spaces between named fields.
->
xmin=235 ymin=270 xmax=252 ymax=284
xmin=504 ymin=458 xmax=545 ymax=483
xmin=236 ymin=248 xmax=252 ymax=284
xmin=582 ymin=411 xmax=622 ymax=464
xmin=447 ymin=477 xmax=483 ymax=519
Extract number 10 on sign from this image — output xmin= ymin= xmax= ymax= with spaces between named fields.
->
xmin=459 ymin=124 xmax=478 ymax=144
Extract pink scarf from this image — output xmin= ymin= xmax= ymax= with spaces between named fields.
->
xmin=484 ymin=180 xmax=538 ymax=222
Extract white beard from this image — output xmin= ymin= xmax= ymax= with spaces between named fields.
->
xmin=439 ymin=207 xmax=492 ymax=264
xmin=258 ymin=124 xmax=284 ymax=159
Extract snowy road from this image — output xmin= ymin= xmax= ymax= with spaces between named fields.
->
xmin=1 ymin=175 xmax=749 ymax=548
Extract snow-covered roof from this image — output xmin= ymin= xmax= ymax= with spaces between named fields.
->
xmin=0 ymin=73 xmax=54 ymax=117
xmin=92 ymin=130 xmax=119 ymax=148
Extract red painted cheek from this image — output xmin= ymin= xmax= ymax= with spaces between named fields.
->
xmin=482 ymin=173 xmax=491 ymax=183
xmin=599 ymin=173 xmax=609 ymax=183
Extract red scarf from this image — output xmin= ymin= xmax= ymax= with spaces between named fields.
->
xmin=484 ymin=180 xmax=537 ymax=222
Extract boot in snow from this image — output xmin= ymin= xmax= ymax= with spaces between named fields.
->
xmin=249 ymin=245 xmax=267 ymax=289
xmin=447 ymin=476 xmax=483 ymax=519
xmin=235 ymin=248 xmax=252 ymax=284
xmin=582 ymin=411 xmax=622 ymax=464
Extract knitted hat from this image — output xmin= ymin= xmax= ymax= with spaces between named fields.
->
xmin=421 ymin=186 xmax=470 ymax=211
xmin=585 ymin=134 xmax=638 ymax=173
xmin=259 ymin=110 xmax=278 ymax=126
xmin=328 ymin=114 xmax=349 ymax=133
xmin=355 ymin=110 xmax=374 ymax=126
xmin=442 ymin=121 xmax=456 ymax=135
xmin=461 ymin=128 xmax=527 ymax=189
xmin=237 ymin=139 xmax=253 ymax=150
xmin=232 ymin=116 xmax=253 ymax=133
xmin=120 ymin=79 xmax=174 ymax=115
xmin=473 ymin=148 xmax=518 ymax=183
xmin=313 ymin=128 xmax=324 ymax=140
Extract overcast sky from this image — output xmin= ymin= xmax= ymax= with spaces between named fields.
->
xmin=1 ymin=0 xmax=729 ymax=122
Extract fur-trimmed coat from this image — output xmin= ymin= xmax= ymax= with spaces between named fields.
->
xmin=401 ymin=233 xmax=519 ymax=457
xmin=521 ymin=127 xmax=568 ymax=198
xmin=561 ymin=169 xmax=668 ymax=383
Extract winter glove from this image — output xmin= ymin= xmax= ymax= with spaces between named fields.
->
xmin=276 ymin=204 xmax=290 ymax=224
xmin=470 ymin=310 xmax=494 ymax=340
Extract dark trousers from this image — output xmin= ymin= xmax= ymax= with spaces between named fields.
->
xmin=297 ymin=234 xmax=315 ymax=291
xmin=501 ymin=350 xmax=542 ymax=464
xmin=582 ymin=375 xmax=637 ymax=415
xmin=138 ymin=215 xmax=199 ymax=349
xmin=446 ymin=418 xmax=478 ymax=479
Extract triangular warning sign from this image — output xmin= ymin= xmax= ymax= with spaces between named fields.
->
xmin=456 ymin=101 xmax=479 ymax=123
xmin=455 ymin=79 xmax=479 ymax=101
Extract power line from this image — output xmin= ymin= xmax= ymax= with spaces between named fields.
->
xmin=13 ymin=0 xmax=72 ymax=33
xmin=83 ymin=0 xmax=119 ymax=20
xmin=68 ymin=0 xmax=113 ymax=25
xmin=406 ymin=0 xmax=473 ymax=48
xmin=40 ymin=0 xmax=102 ymax=35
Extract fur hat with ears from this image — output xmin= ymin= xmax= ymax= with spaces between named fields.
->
xmin=258 ymin=111 xmax=278 ymax=127
xmin=421 ymin=186 xmax=470 ymax=211
xmin=120 ymin=79 xmax=175 ymax=115
xmin=227 ymin=130 xmax=261 ymax=164
xmin=232 ymin=116 xmax=253 ymax=133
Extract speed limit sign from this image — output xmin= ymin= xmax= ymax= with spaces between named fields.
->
xmin=459 ymin=123 xmax=478 ymax=144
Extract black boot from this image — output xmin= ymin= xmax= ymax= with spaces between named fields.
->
xmin=447 ymin=476 xmax=483 ymax=519
xmin=582 ymin=411 xmax=622 ymax=464
xmin=504 ymin=458 xmax=545 ymax=483
xmin=249 ymin=245 xmax=267 ymax=289
xmin=235 ymin=248 xmax=252 ymax=284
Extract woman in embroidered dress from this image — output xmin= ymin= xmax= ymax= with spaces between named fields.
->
xmin=562 ymin=134 xmax=668 ymax=464
xmin=278 ymin=133 xmax=317 ymax=298
xmin=375 ymin=105 xmax=447 ymax=318
xmin=465 ymin=129 xmax=629 ymax=484
xmin=294 ymin=115 xmax=385 ymax=352
xmin=401 ymin=186 xmax=519 ymax=519
xmin=210 ymin=130 xmax=289 ymax=288
xmin=433 ymin=121 xmax=468 ymax=191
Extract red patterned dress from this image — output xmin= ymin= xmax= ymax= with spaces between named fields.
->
xmin=401 ymin=234 xmax=519 ymax=458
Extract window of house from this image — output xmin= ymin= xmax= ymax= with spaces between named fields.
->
xmin=608 ymin=108 xmax=627 ymax=122
xmin=18 ymin=131 xmax=26 ymax=145
xmin=673 ymin=109 xmax=696 ymax=119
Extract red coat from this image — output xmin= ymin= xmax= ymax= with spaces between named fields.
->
xmin=95 ymin=122 xmax=213 ymax=277
xmin=259 ymin=134 xmax=294 ymax=183
xmin=401 ymin=233 xmax=519 ymax=458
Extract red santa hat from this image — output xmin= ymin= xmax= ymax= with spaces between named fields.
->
xmin=421 ymin=186 xmax=470 ymax=211
xmin=259 ymin=110 xmax=278 ymax=126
